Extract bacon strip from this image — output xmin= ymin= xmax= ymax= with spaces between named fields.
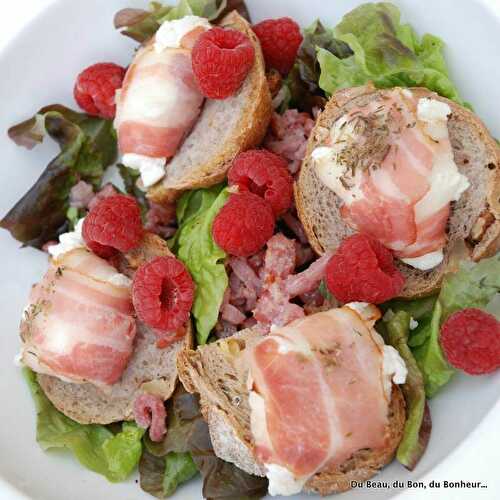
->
xmin=248 ymin=306 xmax=391 ymax=493
xmin=21 ymin=249 xmax=136 ymax=386
xmin=115 ymin=39 xmax=204 ymax=159
xmin=320 ymin=89 xmax=469 ymax=262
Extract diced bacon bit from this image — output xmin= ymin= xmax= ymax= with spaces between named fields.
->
xmin=133 ymin=393 xmax=167 ymax=442
xmin=247 ymin=251 xmax=265 ymax=272
xmin=69 ymin=180 xmax=95 ymax=209
xmin=301 ymin=289 xmax=325 ymax=315
xmin=222 ymin=303 xmax=247 ymax=325
xmin=229 ymin=272 xmax=258 ymax=313
xmin=145 ymin=202 xmax=178 ymax=239
xmin=215 ymin=319 xmax=238 ymax=339
xmin=243 ymin=317 xmax=258 ymax=329
xmin=220 ymin=287 xmax=246 ymax=325
xmin=282 ymin=211 xmax=308 ymax=244
xmin=229 ymin=257 xmax=262 ymax=294
xmin=263 ymin=233 xmax=296 ymax=279
xmin=254 ymin=235 xmax=333 ymax=328
xmin=88 ymin=183 xmax=118 ymax=210
xmin=295 ymin=241 xmax=315 ymax=268
xmin=265 ymin=109 xmax=315 ymax=175
xmin=285 ymin=251 xmax=333 ymax=297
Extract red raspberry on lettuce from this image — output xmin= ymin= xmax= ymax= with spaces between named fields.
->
xmin=212 ymin=192 xmax=275 ymax=257
xmin=192 ymin=27 xmax=255 ymax=99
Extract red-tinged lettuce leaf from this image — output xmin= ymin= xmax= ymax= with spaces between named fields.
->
xmin=212 ymin=0 xmax=250 ymax=23
xmin=1 ymin=105 xmax=116 ymax=248
xmin=114 ymin=2 xmax=171 ymax=43
xmin=139 ymin=386 xmax=268 ymax=499
xmin=144 ymin=385 xmax=208 ymax=457
xmin=284 ymin=20 xmax=353 ymax=113
xmin=140 ymin=450 xmax=168 ymax=498
xmin=114 ymin=0 xmax=250 ymax=44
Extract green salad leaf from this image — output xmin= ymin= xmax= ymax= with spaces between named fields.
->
xmin=139 ymin=451 xmax=197 ymax=498
xmin=381 ymin=310 xmax=431 ymax=470
xmin=173 ymin=185 xmax=230 ymax=345
xmin=1 ymin=105 xmax=116 ymax=248
xmin=23 ymin=368 xmax=144 ymax=482
xmin=163 ymin=452 xmax=198 ymax=497
xmin=382 ymin=295 xmax=437 ymax=348
xmin=388 ymin=254 xmax=500 ymax=398
xmin=114 ymin=0 xmax=250 ymax=43
xmin=317 ymin=2 xmax=465 ymax=105
xmin=412 ymin=301 xmax=454 ymax=398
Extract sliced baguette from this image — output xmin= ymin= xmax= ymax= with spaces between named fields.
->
xmin=147 ymin=11 xmax=272 ymax=204
xmin=177 ymin=328 xmax=406 ymax=495
xmin=295 ymin=84 xmax=500 ymax=298
xmin=37 ymin=233 xmax=192 ymax=425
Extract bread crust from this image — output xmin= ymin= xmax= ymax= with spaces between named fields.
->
xmin=295 ymin=85 xmax=500 ymax=299
xmin=37 ymin=233 xmax=192 ymax=424
xmin=177 ymin=328 xmax=406 ymax=495
xmin=147 ymin=11 xmax=272 ymax=204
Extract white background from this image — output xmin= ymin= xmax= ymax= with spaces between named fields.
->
xmin=0 ymin=1 xmax=499 ymax=499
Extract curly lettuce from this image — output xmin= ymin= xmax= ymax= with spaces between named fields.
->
xmin=317 ymin=2 xmax=466 ymax=106
xmin=172 ymin=185 xmax=229 ymax=344
xmin=23 ymin=368 xmax=144 ymax=482
xmin=1 ymin=105 xmax=116 ymax=248
xmin=114 ymin=0 xmax=250 ymax=43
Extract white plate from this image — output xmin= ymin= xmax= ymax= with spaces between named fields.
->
xmin=0 ymin=1 xmax=499 ymax=499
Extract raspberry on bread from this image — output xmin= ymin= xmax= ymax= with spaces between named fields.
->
xmin=148 ymin=11 xmax=272 ymax=204
xmin=326 ymin=234 xmax=405 ymax=304
xmin=192 ymin=27 xmax=255 ymax=99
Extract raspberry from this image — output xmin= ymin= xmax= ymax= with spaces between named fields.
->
xmin=86 ymin=240 xmax=118 ymax=259
xmin=192 ymin=27 xmax=255 ymax=99
xmin=440 ymin=308 xmax=500 ymax=375
xmin=132 ymin=256 xmax=194 ymax=334
xmin=83 ymin=195 xmax=143 ymax=256
xmin=74 ymin=63 xmax=126 ymax=119
xmin=228 ymin=149 xmax=293 ymax=216
xmin=325 ymin=234 xmax=405 ymax=304
xmin=212 ymin=192 xmax=275 ymax=257
xmin=253 ymin=17 xmax=303 ymax=75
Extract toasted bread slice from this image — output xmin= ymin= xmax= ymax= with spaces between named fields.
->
xmin=295 ymin=84 xmax=500 ymax=298
xmin=37 ymin=233 xmax=192 ymax=425
xmin=147 ymin=11 xmax=272 ymax=204
xmin=177 ymin=328 xmax=406 ymax=495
